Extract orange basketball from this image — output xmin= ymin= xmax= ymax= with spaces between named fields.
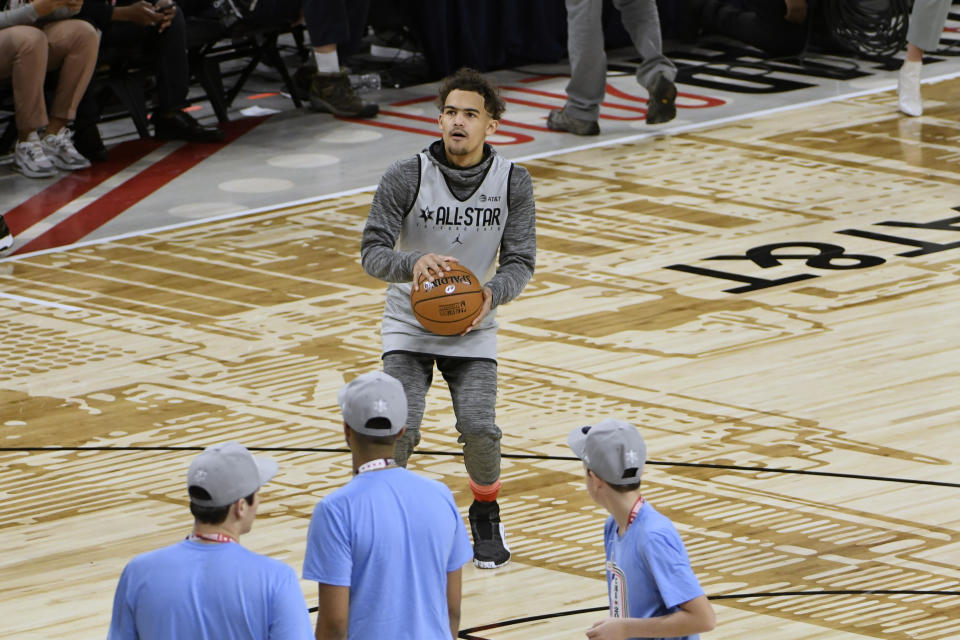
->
xmin=410 ymin=264 xmax=484 ymax=335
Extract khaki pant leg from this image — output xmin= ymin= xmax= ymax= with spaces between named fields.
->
xmin=0 ymin=25 xmax=49 ymax=133
xmin=43 ymin=19 xmax=100 ymax=122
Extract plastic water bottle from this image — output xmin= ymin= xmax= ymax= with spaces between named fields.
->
xmin=349 ymin=73 xmax=382 ymax=92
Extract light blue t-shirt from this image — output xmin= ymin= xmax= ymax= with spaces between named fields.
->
xmin=108 ymin=539 xmax=312 ymax=640
xmin=603 ymin=502 xmax=705 ymax=640
xmin=303 ymin=467 xmax=473 ymax=640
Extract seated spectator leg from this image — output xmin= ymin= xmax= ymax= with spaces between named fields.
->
xmin=0 ymin=25 xmax=50 ymax=140
xmin=42 ymin=19 xmax=99 ymax=169
xmin=44 ymin=19 xmax=100 ymax=133
xmin=149 ymin=8 xmax=194 ymax=126
xmin=300 ymin=0 xmax=378 ymax=118
xmin=109 ymin=7 xmax=224 ymax=141
xmin=0 ymin=26 xmax=59 ymax=177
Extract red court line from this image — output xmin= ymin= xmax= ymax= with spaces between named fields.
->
xmin=504 ymin=94 xmax=647 ymax=120
xmin=517 ymin=75 xmax=557 ymax=84
xmin=498 ymin=119 xmax=552 ymax=133
xmin=501 ymin=84 xmax=570 ymax=100
xmin=15 ymin=116 xmax=267 ymax=255
xmin=3 ymin=139 xmax=166 ymax=236
xmin=605 ymin=83 xmax=727 ymax=109
xmin=390 ymin=95 xmax=435 ymax=107
xmin=358 ymin=111 xmax=533 ymax=144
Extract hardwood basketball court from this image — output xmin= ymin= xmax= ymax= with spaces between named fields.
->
xmin=1 ymin=78 xmax=959 ymax=639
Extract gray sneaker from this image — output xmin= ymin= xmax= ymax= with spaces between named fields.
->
xmin=13 ymin=133 xmax=57 ymax=178
xmin=546 ymin=108 xmax=600 ymax=136
xmin=645 ymin=73 xmax=677 ymax=125
xmin=41 ymin=128 xmax=91 ymax=171
xmin=308 ymin=72 xmax=379 ymax=118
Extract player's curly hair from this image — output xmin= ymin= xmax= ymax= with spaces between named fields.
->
xmin=435 ymin=67 xmax=506 ymax=120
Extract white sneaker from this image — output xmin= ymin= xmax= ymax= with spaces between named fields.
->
xmin=898 ymin=60 xmax=923 ymax=117
xmin=0 ymin=215 xmax=13 ymax=252
xmin=13 ymin=133 xmax=57 ymax=178
xmin=42 ymin=128 xmax=92 ymax=170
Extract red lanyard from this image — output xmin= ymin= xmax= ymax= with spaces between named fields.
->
xmin=357 ymin=458 xmax=396 ymax=474
xmin=188 ymin=531 xmax=236 ymax=544
xmin=626 ymin=495 xmax=645 ymax=527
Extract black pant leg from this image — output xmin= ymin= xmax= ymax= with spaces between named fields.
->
xmin=301 ymin=0 xmax=370 ymax=51
xmin=102 ymin=8 xmax=190 ymax=113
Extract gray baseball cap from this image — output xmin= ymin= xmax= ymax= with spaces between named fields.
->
xmin=567 ymin=418 xmax=647 ymax=485
xmin=338 ymin=371 xmax=408 ymax=436
xmin=187 ymin=441 xmax=278 ymax=507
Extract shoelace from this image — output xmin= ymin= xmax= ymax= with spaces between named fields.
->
xmin=48 ymin=129 xmax=75 ymax=152
xmin=21 ymin=142 xmax=47 ymax=162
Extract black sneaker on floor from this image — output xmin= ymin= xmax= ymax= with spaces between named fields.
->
xmin=645 ymin=72 xmax=677 ymax=125
xmin=0 ymin=215 xmax=13 ymax=253
xmin=469 ymin=499 xmax=510 ymax=569
xmin=309 ymin=72 xmax=379 ymax=118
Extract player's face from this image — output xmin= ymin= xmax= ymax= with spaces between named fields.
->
xmin=438 ymin=89 xmax=499 ymax=168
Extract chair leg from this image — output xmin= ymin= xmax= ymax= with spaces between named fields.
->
xmin=0 ymin=117 xmax=17 ymax=154
xmin=263 ymin=32 xmax=302 ymax=108
xmin=224 ymin=50 xmax=261 ymax=110
xmin=109 ymin=72 xmax=151 ymax=139
xmin=194 ymin=53 xmax=231 ymax=123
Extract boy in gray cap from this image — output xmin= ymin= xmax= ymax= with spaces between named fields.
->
xmin=303 ymin=371 xmax=473 ymax=640
xmin=108 ymin=442 xmax=312 ymax=640
xmin=568 ymin=419 xmax=715 ymax=640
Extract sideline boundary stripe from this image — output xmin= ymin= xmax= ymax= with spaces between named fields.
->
xmin=13 ymin=117 xmax=268 ymax=255
xmin=5 ymin=71 xmax=960 ymax=263
xmin=455 ymin=590 xmax=960 ymax=638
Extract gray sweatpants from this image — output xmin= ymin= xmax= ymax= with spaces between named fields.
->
xmin=907 ymin=0 xmax=951 ymax=51
xmin=383 ymin=353 xmax=502 ymax=486
xmin=563 ymin=0 xmax=676 ymax=121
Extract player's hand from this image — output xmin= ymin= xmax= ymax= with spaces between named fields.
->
xmin=784 ymin=0 xmax=807 ymax=24
xmin=412 ymin=253 xmax=458 ymax=291
xmin=461 ymin=286 xmax=492 ymax=335
xmin=585 ymin=618 xmax=627 ymax=640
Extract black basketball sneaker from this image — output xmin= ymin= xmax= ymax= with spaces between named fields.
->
xmin=469 ymin=499 xmax=511 ymax=569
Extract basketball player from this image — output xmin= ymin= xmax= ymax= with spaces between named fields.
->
xmin=567 ymin=419 xmax=716 ymax=640
xmin=360 ymin=67 xmax=536 ymax=569
xmin=107 ymin=442 xmax=312 ymax=640
xmin=303 ymin=371 xmax=473 ymax=639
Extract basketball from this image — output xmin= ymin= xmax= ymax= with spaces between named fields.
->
xmin=410 ymin=264 xmax=484 ymax=335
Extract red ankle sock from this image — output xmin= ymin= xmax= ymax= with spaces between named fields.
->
xmin=470 ymin=479 xmax=501 ymax=502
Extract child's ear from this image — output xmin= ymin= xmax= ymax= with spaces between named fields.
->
xmin=586 ymin=469 xmax=602 ymax=489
